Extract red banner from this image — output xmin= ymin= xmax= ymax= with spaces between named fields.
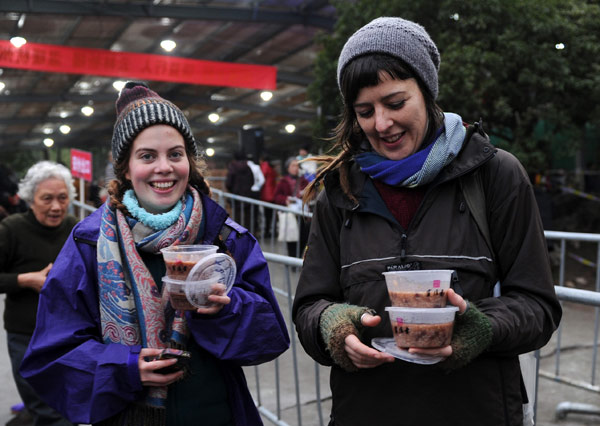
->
xmin=71 ymin=149 xmax=93 ymax=182
xmin=0 ymin=41 xmax=276 ymax=90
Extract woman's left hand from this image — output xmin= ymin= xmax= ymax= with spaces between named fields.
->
xmin=407 ymin=288 xmax=467 ymax=358
xmin=195 ymin=283 xmax=230 ymax=315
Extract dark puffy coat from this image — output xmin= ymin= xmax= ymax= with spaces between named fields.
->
xmin=292 ymin=126 xmax=561 ymax=426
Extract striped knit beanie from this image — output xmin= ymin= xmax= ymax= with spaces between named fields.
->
xmin=111 ymin=81 xmax=197 ymax=163
xmin=337 ymin=17 xmax=440 ymax=99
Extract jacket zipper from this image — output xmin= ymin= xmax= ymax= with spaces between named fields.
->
xmin=400 ymin=233 xmax=407 ymax=263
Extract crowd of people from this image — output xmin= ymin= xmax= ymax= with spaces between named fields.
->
xmin=0 ymin=14 xmax=565 ymax=426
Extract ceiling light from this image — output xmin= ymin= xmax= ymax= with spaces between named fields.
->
xmin=113 ymin=80 xmax=126 ymax=92
xmin=59 ymin=124 xmax=71 ymax=134
xmin=285 ymin=124 xmax=296 ymax=134
xmin=43 ymin=138 xmax=54 ymax=147
xmin=207 ymin=137 xmax=215 ymax=144
xmin=0 ymin=82 xmax=5 ymax=92
xmin=81 ymin=106 xmax=94 ymax=116
xmin=160 ymin=40 xmax=176 ymax=52
xmin=208 ymin=113 xmax=220 ymax=123
xmin=42 ymin=127 xmax=53 ymax=134
xmin=78 ymin=81 xmax=91 ymax=90
xmin=17 ymin=14 xmax=25 ymax=29
xmin=260 ymin=91 xmax=273 ymax=101
xmin=59 ymin=111 xmax=69 ymax=118
xmin=10 ymin=36 xmax=27 ymax=48
xmin=205 ymin=148 xmax=215 ymax=157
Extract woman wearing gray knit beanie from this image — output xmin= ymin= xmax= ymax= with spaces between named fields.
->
xmin=20 ymin=81 xmax=290 ymax=425
xmin=293 ymin=17 xmax=561 ymax=426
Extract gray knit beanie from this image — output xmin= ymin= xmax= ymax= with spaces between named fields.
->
xmin=111 ymin=81 xmax=197 ymax=164
xmin=337 ymin=17 xmax=440 ymax=99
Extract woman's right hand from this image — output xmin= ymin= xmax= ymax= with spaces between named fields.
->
xmin=344 ymin=313 xmax=395 ymax=369
xmin=138 ymin=348 xmax=185 ymax=386
xmin=17 ymin=263 xmax=53 ymax=293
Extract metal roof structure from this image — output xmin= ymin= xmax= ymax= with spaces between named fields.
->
xmin=0 ymin=0 xmax=337 ymax=167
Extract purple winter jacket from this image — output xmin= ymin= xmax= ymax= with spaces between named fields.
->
xmin=20 ymin=193 xmax=290 ymax=425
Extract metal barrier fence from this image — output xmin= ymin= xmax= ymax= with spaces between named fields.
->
xmin=72 ymin=193 xmax=600 ymax=424
xmin=210 ymin=189 xmax=312 ymax=258
xmin=540 ymin=231 xmax=600 ymax=421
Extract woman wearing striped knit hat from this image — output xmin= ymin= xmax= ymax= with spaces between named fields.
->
xmin=21 ymin=82 xmax=289 ymax=426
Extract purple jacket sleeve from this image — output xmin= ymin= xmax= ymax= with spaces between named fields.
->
xmin=187 ymin=228 xmax=290 ymax=365
xmin=20 ymin=230 xmax=144 ymax=424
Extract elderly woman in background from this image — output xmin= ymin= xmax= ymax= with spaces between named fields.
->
xmin=0 ymin=161 xmax=77 ymax=426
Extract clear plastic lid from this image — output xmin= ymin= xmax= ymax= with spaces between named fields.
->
xmin=184 ymin=253 xmax=236 ymax=308
xmin=382 ymin=269 xmax=454 ymax=292
xmin=385 ymin=305 xmax=459 ymax=324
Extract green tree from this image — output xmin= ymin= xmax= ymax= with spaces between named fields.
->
xmin=309 ymin=0 xmax=600 ymax=172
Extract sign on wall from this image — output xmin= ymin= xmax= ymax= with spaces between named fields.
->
xmin=71 ymin=149 xmax=93 ymax=182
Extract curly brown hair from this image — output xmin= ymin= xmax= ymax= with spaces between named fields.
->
xmin=303 ymin=54 xmax=444 ymax=205
xmin=106 ymin=138 xmax=210 ymax=215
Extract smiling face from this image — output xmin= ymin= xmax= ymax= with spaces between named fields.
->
xmin=353 ymin=73 xmax=428 ymax=161
xmin=30 ymin=177 xmax=70 ymax=227
xmin=125 ymin=125 xmax=190 ymax=214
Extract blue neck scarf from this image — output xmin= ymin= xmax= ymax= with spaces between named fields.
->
xmin=123 ymin=189 xmax=183 ymax=231
xmin=355 ymin=112 xmax=466 ymax=187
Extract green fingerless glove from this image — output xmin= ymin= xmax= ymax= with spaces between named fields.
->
xmin=319 ymin=303 xmax=374 ymax=372
xmin=439 ymin=302 xmax=493 ymax=371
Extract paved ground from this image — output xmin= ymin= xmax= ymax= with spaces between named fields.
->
xmin=0 ymin=239 xmax=598 ymax=425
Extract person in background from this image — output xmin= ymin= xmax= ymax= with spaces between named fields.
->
xmin=246 ymin=155 xmax=265 ymax=235
xmin=273 ymin=156 xmax=309 ymax=257
xmin=297 ymin=145 xmax=317 ymax=182
xmin=292 ymin=17 xmax=561 ymax=425
xmin=0 ymin=163 xmax=28 ymax=221
xmin=259 ymin=153 xmax=278 ymax=237
xmin=20 ymin=82 xmax=289 ymax=426
xmin=0 ymin=161 xmax=77 ymax=426
xmin=246 ymin=155 xmax=265 ymax=201
xmin=225 ymin=151 xmax=254 ymax=231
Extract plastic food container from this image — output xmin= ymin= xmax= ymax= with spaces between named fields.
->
xmin=161 ymin=245 xmax=218 ymax=279
xmin=383 ymin=269 xmax=453 ymax=308
xmin=162 ymin=276 xmax=222 ymax=310
xmin=162 ymin=252 xmax=237 ymax=310
xmin=385 ymin=306 xmax=459 ymax=348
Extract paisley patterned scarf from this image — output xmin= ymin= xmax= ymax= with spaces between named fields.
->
xmin=97 ymin=186 xmax=203 ymax=409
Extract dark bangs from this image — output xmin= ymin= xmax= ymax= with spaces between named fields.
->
xmin=340 ymin=54 xmax=418 ymax=106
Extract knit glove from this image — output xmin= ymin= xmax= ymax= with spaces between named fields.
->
xmin=319 ymin=303 xmax=375 ymax=372
xmin=438 ymin=302 xmax=493 ymax=371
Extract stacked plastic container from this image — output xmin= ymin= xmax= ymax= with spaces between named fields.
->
xmin=161 ymin=245 xmax=236 ymax=310
xmin=382 ymin=270 xmax=459 ymax=349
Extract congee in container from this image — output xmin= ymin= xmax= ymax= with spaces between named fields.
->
xmin=383 ymin=269 xmax=453 ymax=308
xmin=162 ymin=276 xmax=223 ymax=310
xmin=386 ymin=306 xmax=459 ymax=348
xmin=161 ymin=244 xmax=218 ymax=279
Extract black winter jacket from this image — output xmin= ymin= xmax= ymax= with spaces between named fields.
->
xmin=292 ymin=125 xmax=562 ymax=426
